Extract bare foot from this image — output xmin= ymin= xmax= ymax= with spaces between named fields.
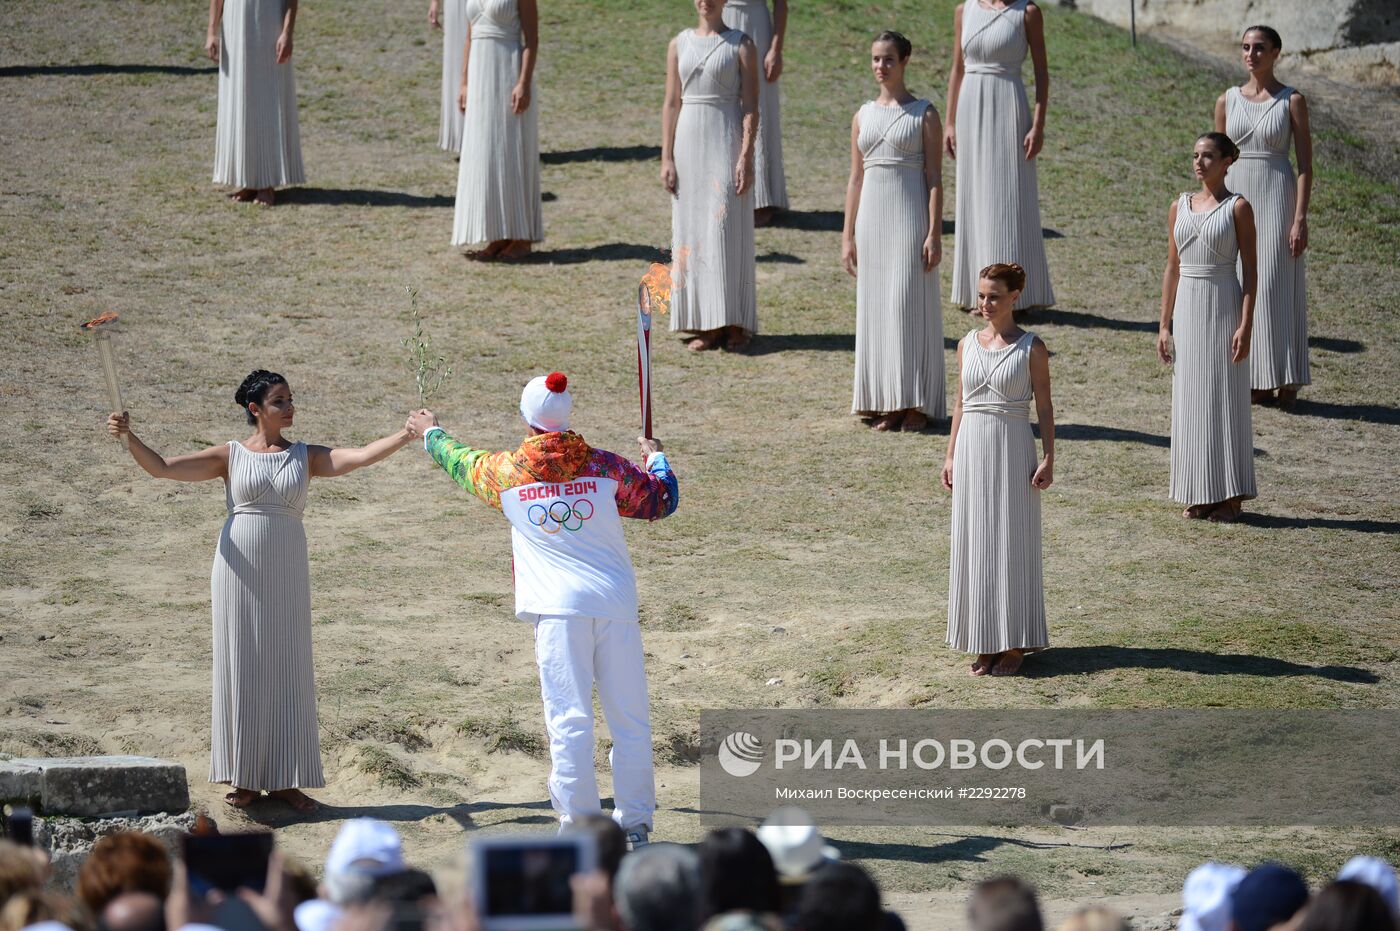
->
xmin=991 ymin=649 xmax=1025 ymax=676
xmin=754 ymin=207 xmax=775 ymax=227
xmin=1251 ymin=389 xmax=1275 ymax=406
xmin=1208 ymin=500 xmax=1243 ymax=523
xmin=229 ymin=189 xmax=256 ymax=203
xmin=268 ymin=788 xmax=317 ymax=813
xmin=685 ymin=331 xmax=723 ymax=352
xmin=252 ymin=188 xmax=275 ymax=207
xmin=971 ymin=654 xmax=997 ymax=677
xmin=224 ymin=788 xmax=259 ymax=809
xmin=1183 ymin=503 xmax=1216 ymax=520
xmin=900 ymin=410 xmax=928 ymax=432
xmin=1276 ymin=387 xmax=1298 ymax=410
xmin=499 ymin=240 xmax=533 ymax=261
xmin=723 ymin=327 xmax=752 ymax=352
xmin=872 ymin=412 xmax=902 ymax=432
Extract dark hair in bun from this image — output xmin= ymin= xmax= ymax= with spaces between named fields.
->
xmin=980 ymin=262 xmax=1027 ymax=292
xmin=873 ymin=30 xmax=913 ymax=61
xmin=1197 ymin=131 xmax=1240 ymax=163
xmin=1242 ymin=24 xmax=1282 ymax=51
xmin=234 ymin=370 xmax=288 ymax=424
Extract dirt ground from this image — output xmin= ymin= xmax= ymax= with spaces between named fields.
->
xmin=1 ymin=0 xmax=1397 ymax=924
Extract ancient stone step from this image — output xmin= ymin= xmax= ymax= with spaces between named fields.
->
xmin=1 ymin=756 xmax=189 ymax=817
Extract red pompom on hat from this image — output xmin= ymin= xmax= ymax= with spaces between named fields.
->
xmin=545 ymin=372 xmax=568 ymax=393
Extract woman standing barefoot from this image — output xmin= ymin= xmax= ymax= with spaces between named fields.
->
xmin=106 ymin=371 xmax=418 ymax=812
xmin=663 ymin=0 xmax=760 ymax=352
xmin=842 ymin=31 xmax=945 ymax=432
xmin=1158 ymin=134 xmax=1258 ymax=523
xmin=208 ymin=0 xmax=304 ymax=206
xmin=451 ymin=0 xmax=542 ymax=260
xmin=430 ymin=0 xmax=469 ymax=153
xmin=943 ymin=264 xmax=1054 ymax=677
xmin=1215 ymin=25 xmax=1312 ymax=409
xmin=721 ymin=0 xmax=789 ymax=223
xmin=944 ymin=0 xmax=1054 ymax=311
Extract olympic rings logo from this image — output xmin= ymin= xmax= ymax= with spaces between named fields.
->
xmin=527 ymin=498 xmax=595 ymax=534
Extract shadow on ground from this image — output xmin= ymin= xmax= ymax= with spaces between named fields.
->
xmin=1029 ymin=308 xmax=1158 ymax=333
xmin=1287 ymin=399 xmax=1400 ymax=426
xmin=1236 ymin=513 xmax=1400 ymax=534
xmin=831 ymin=833 xmax=1133 ymax=866
xmin=1 ymin=64 xmax=216 ymax=78
xmin=279 ymin=188 xmax=454 ymax=208
xmin=542 ymin=145 xmax=660 ymax=164
xmin=1027 ymin=646 xmax=1378 ymax=683
xmin=522 ymin=244 xmax=801 ymax=265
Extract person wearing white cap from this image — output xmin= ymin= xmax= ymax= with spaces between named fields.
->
xmin=1337 ymin=855 xmax=1399 ymax=917
xmin=1178 ymin=861 xmax=1246 ymax=931
xmin=408 ymin=372 xmax=678 ymax=848
xmin=293 ymin=818 xmax=405 ymax=931
xmin=755 ymin=807 xmax=841 ymax=886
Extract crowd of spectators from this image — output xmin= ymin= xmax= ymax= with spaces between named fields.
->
xmin=1 ymin=807 xmax=1396 ymax=931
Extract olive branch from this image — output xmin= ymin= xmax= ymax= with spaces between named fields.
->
xmin=402 ymin=286 xmax=453 ymax=406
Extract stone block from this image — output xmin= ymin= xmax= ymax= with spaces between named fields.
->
xmin=36 ymin=811 xmax=199 ymax=890
xmin=0 ymin=759 xmax=44 ymax=805
xmin=10 ymin=756 xmax=189 ymax=817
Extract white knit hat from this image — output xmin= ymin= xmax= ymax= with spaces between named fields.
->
xmin=1179 ymin=862 xmax=1246 ymax=931
xmin=520 ymin=371 xmax=573 ymax=432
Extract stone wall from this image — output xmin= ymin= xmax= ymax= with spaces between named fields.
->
xmin=1051 ymin=0 xmax=1400 ymax=87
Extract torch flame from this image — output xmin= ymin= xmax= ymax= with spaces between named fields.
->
xmin=640 ymin=263 xmax=672 ymax=316
xmin=80 ymin=311 xmax=120 ymax=330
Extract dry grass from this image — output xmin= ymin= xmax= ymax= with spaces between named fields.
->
xmin=1 ymin=0 xmax=1397 ymax=910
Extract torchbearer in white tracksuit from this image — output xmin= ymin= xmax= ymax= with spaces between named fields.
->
xmin=407 ymin=372 xmax=678 ymax=847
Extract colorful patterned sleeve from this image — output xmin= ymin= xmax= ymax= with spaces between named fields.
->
xmin=425 ymin=429 xmax=513 ymax=510
xmin=588 ymin=449 xmax=679 ymax=521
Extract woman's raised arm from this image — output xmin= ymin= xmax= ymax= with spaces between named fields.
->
xmin=108 ymin=413 xmax=229 ymax=482
xmin=307 ymin=425 xmax=416 ymax=478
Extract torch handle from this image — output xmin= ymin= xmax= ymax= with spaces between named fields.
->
xmin=96 ymin=335 xmax=128 ymax=449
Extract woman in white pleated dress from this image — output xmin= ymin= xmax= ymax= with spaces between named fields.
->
xmin=841 ymin=31 xmax=945 ymax=432
xmin=721 ymin=0 xmax=789 ymax=223
xmin=1157 ymin=133 xmax=1258 ymax=523
xmin=106 ymin=371 xmax=417 ymax=813
xmin=661 ymin=0 xmax=760 ymax=352
xmin=943 ymin=0 xmax=1054 ymax=311
xmin=1214 ymin=25 xmax=1313 ymax=409
xmin=451 ymin=0 xmax=541 ymax=260
xmin=943 ymin=263 xmax=1054 ymax=677
xmin=206 ymin=0 xmax=304 ymax=207
xmin=430 ymin=0 xmax=469 ymax=153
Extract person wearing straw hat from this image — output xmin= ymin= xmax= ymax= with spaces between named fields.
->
xmin=407 ymin=372 xmax=678 ymax=849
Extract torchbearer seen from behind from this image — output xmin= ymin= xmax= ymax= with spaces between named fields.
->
xmin=407 ymin=372 xmax=679 ymax=849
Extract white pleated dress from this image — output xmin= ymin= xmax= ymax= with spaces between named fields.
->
xmin=1169 ymin=194 xmax=1257 ymax=506
xmin=451 ymin=0 xmax=542 ymax=246
xmin=209 ymin=442 xmax=324 ymax=790
xmin=852 ymin=100 xmax=945 ymax=419
xmin=950 ymin=0 xmax=1054 ymax=310
xmin=947 ymin=331 xmax=1047 ymax=654
xmin=438 ymin=0 xmax=468 ymax=152
xmin=1225 ymin=86 xmax=1309 ymax=391
xmin=213 ymin=0 xmax=305 ymax=189
xmin=720 ymin=0 xmax=788 ymax=210
xmin=669 ymin=29 xmax=758 ymax=337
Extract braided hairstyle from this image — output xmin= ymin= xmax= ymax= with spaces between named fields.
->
xmin=234 ymin=370 xmax=288 ymax=424
xmin=1196 ymin=131 xmax=1240 ymax=163
xmin=979 ymin=262 xmax=1027 ymax=293
xmin=873 ymin=30 xmax=913 ymax=61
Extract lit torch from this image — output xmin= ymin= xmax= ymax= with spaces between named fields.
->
xmin=79 ymin=312 xmax=127 ymax=450
xmin=637 ymin=263 xmax=672 ymax=440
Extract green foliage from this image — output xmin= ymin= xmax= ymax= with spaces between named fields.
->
xmin=402 ymin=286 xmax=453 ymax=406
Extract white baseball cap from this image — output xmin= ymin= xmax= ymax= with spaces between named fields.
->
xmin=326 ymin=818 xmax=404 ymax=877
xmin=1179 ymin=861 xmax=1246 ymax=931
xmin=1337 ymin=855 xmax=1399 ymax=916
xmin=755 ymin=807 xmax=840 ymax=884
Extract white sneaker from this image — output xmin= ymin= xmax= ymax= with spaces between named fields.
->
xmin=623 ymin=825 xmax=650 ymax=851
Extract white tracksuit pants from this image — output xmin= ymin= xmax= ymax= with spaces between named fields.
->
xmin=533 ymin=616 xmax=655 ymax=830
